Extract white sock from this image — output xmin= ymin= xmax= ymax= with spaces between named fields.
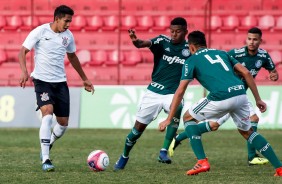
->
xmin=50 ymin=123 xmax=68 ymax=145
xmin=40 ymin=114 xmax=53 ymax=163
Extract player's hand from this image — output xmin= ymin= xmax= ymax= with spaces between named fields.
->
xmin=128 ymin=29 xmax=137 ymax=41
xmin=19 ymin=72 xmax=29 ymax=88
xmin=256 ymin=100 xmax=267 ymax=113
xmin=83 ymin=79 xmax=94 ymax=95
xmin=159 ymin=119 xmax=171 ymax=132
xmin=269 ymin=71 xmax=278 ymax=81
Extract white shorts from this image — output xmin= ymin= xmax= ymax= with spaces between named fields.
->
xmin=136 ymin=90 xmax=182 ymax=125
xmin=188 ymin=94 xmax=251 ymax=131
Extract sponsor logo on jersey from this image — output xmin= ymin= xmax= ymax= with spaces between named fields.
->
xmin=227 ymin=85 xmax=245 ymax=92
xmin=62 ymin=37 xmax=69 ymax=46
xmin=249 ymin=69 xmax=258 ymax=76
xmin=258 ymin=48 xmax=267 ymax=54
xmin=153 ymin=37 xmax=163 ymax=44
xmin=234 ymin=48 xmax=245 ymax=53
xmin=182 ymin=49 xmax=190 ymax=57
xmin=165 ymin=47 xmax=170 ymax=52
xmin=235 ymin=53 xmax=246 ymax=58
xmin=163 ymin=54 xmax=185 ymax=64
xmin=184 ymin=63 xmax=189 ymax=76
xmin=257 ymin=53 xmax=266 ymax=58
xmin=150 ymin=82 xmax=164 ymax=90
xmin=255 ymin=60 xmax=262 ymax=68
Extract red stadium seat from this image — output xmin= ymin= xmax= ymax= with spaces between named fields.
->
xmin=4 ymin=15 xmax=22 ymax=30
xmin=121 ymin=15 xmax=137 ymax=30
xmin=89 ymin=50 xmax=107 ymax=66
xmin=274 ymin=16 xmax=282 ymax=31
xmin=258 ymin=15 xmax=275 ymax=31
xmin=210 ymin=15 xmax=222 ymax=31
xmin=120 ymin=63 xmax=152 ymax=84
xmin=0 ymin=49 xmax=7 ymax=64
xmin=185 ymin=16 xmax=205 ymax=32
xmin=221 ymin=15 xmax=239 ymax=31
xmin=103 ymin=15 xmax=119 ymax=31
xmin=152 ymin=15 xmax=170 ymax=31
xmin=238 ymin=15 xmax=257 ymax=31
xmin=85 ymin=15 xmax=103 ymax=31
xmin=70 ymin=15 xmax=87 ymax=31
xmin=262 ymin=0 xmax=282 ymax=10
xmin=21 ymin=16 xmax=40 ymax=30
xmin=141 ymin=50 xmax=153 ymax=63
xmin=122 ymin=50 xmax=142 ymax=66
xmin=136 ymin=15 xmax=154 ymax=31
xmin=105 ymin=50 xmax=124 ymax=66
xmin=38 ymin=16 xmax=53 ymax=25
xmin=0 ymin=15 xmax=6 ymax=30
xmin=76 ymin=49 xmax=91 ymax=66
xmin=255 ymin=68 xmax=269 ymax=81
xmin=269 ymin=50 xmax=282 ymax=65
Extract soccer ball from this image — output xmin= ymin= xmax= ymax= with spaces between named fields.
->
xmin=87 ymin=150 xmax=109 ymax=172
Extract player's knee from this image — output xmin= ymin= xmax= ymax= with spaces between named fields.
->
xmin=250 ymin=114 xmax=259 ymax=123
xmin=209 ymin=121 xmax=220 ymax=131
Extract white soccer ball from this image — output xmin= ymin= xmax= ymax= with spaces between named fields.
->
xmin=87 ymin=150 xmax=110 ymax=172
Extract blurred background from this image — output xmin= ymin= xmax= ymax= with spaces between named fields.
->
xmin=0 ymin=0 xmax=281 ymax=129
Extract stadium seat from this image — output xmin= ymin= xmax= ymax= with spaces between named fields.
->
xmin=70 ymin=15 xmax=87 ymax=31
xmin=0 ymin=49 xmax=7 ymax=64
xmin=82 ymin=66 xmax=118 ymax=85
xmin=255 ymin=68 xmax=269 ymax=81
xmin=210 ymin=15 xmax=222 ymax=31
xmin=221 ymin=15 xmax=239 ymax=31
xmin=152 ymin=15 xmax=170 ymax=31
xmin=33 ymin=0 xmax=51 ymax=15
xmin=38 ymin=16 xmax=53 ymax=24
xmin=120 ymin=63 xmax=152 ymax=84
xmin=269 ymin=50 xmax=282 ymax=65
xmin=102 ymin=15 xmax=119 ymax=31
xmin=122 ymin=50 xmax=142 ymax=66
xmin=85 ymin=15 xmax=103 ymax=31
xmin=4 ymin=15 xmax=22 ymax=30
xmin=274 ymin=16 xmax=282 ymax=31
xmin=121 ymin=15 xmax=137 ymax=30
xmin=141 ymin=50 xmax=153 ymax=63
xmin=0 ymin=15 xmax=6 ymax=30
xmin=89 ymin=50 xmax=107 ymax=66
xmin=238 ymin=15 xmax=257 ymax=31
xmin=76 ymin=49 xmax=91 ymax=66
xmin=105 ymin=50 xmax=125 ymax=66
xmin=185 ymin=16 xmax=205 ymax=32
xmin=258 ymin=15 xmax=275 ymax=31
xmin=136 ymin=15 xmax=154 ymax=31
xmin=262 ymin=0 xmax=282 ymax=10
xmin=21 ymin=16 xmax=40 ymax=30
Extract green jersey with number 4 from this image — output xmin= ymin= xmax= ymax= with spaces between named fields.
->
xmin=147 ymin=35 xmax=190 ymax=95
xmin=182 ymin=48 xmax=246 ymax=101
xmin=228 ymin=46 xmax=275 ymax=88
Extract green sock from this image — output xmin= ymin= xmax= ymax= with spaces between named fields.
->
xmin=175 ymin=131 xmax=187 ymax=142
xmin=247 ymin=122 xmax=258 ymax=160
xmin=198 ymin=121 xmax=212 ymax=134
xmin=248 ymin=132 xmax=282 ymax=168
xmin=184 ymin=121 xmax=206 ymax=160
xmin=162 ymin=104 xmax=182 ymax=150
xmin=123 ymin=127 xmax=142 ymax=157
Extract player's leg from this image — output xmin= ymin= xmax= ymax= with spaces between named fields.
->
xmin=159 ymin=103 xmax=183 ymax=163
xmin=232 ymin=95 xmax=282 ymax=176
xmin=246 ymin=101 xmax=269 ymax=165
xmin=50 ymin=82 xmax=70 ymax=150
xmin=33 ymin=79 xmax=55 ymax=171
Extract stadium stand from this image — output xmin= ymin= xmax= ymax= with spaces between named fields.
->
xmin=221 ymin=15 xmax=240 ymax=31
xmin=0 ymin=15 xmax=6 ymax=30
xmin=70 ymin=15 xmax=87 ymax=31
xmin=122 ymin=50 xmax=142 ymax=66
xmin=238 ymin=15 xmax=258 ymax=31
xmin=4 ymin=15 xmax=22 ymax=31
xmin=88 ymin=50 xmax=107 ymax=66
xmin=120 ymin=63 xmax=152 ymax=85
xmin=103 ymin=15 xmax=119 ymax=31
xmin=0 ymin=49 xmax=7 ymax=64
xmin=274 ymin=16 xmax=282 ymax=31
xmin=269 ymin=50 xmax=282 ymax=65
xmin=21 ymin=16 xmax=40 ymax=30
xmin=105 ymin=50 xmax=125 ymax=66
xmin=258 ymin=15 xmax=275 ymax=31
xmin=210 ymin=15 xmax=222 ymax=31
xmin=85 ymin=15 xmax=104 ymax=31
xmin=121 ymin=15 xmax=137 ymax=31
xmin=76 ymin=49 xmax=91 ymax=66
xmin=152 ymin=15 xmax=170 ymax=31
xmin=136 ymin=15 xmax=154 ymax=31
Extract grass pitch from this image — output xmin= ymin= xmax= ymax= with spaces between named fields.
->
xmin=0 ymin=128 xmax=281 ymax=184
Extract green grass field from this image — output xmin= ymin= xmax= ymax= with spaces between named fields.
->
xmin=0 ymin=128 xmax=281 ymax=184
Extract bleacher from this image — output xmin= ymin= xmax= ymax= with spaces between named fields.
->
xmin=0 ymin=0 xmax=281 ymax=86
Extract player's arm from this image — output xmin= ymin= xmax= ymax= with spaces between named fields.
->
xmin=234 ymin=63 xmax=266 ymax=113
xmin=159 ymin=80 xmax=190 ymax=132
xmin=128 ymin=29 xmax=151 ymax=48
xmin=67 ymin=52 xmax=94 ymax=94
xmin=18 ymin=46 xmax=30 ymax=88
xmin=269 ymin=69 xmax=279 ymax=81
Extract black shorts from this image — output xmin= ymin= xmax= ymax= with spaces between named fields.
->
xmin=33 ymin=79 xmax=70 ymax=117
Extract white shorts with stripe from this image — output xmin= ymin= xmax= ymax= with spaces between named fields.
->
xmin=188 ymin=94 xmax=251 ymax=131
xmin=136 ymin=90 xmax=182 ymax=125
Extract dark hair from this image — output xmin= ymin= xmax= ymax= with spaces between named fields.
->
xmin=54 ymin=5 xmax=74 ymax=20
xmin=188 ymin=31 xmax=207 ymax=47
xmin=248 ymin=27 xmax=262 ymax=37
xmin=170 ymin=17 xmax=187 ymax=29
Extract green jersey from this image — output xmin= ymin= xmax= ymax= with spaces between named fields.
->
xmin=182 ymin=48 xmax=246 ymax=101
xmin=147 ymin=35 xmax=190 ymax=95
xmin=228 ymin=46 xmax=275 ymax=88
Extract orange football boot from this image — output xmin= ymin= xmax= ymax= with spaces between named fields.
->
xmin=186 ymin=158 xmax=210 ymax=175
xmin=274 ymin=167 xmax=282 ymax=176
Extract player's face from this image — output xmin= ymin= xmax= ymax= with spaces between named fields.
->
xmin=169 ymin=25 xmax=187 ymax=44
xmin=246 ymin=33 xmax=261 ymax=52
xmin=55 ymin=14 xmax=72 ymax=33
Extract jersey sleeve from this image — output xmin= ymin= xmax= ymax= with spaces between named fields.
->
xmin=263 ymin=52 xmax=276 ymax=71
xmin=227 ymin=52 xmax=239 ymax=67
xmin=149 ymin=35 xmax=164 ymax=54
xmin=66 ymin=31 xmax=76 ymax=53
xmin=22 ymin=26 xmax=42 ymax=50
xmin=227 ymin=49 xmax=235 ymax=58
xmin=181 ymin=57 xmax=194 ymax=80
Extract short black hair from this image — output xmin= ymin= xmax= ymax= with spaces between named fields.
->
xmin=248 ymin=27 xmax=262 ymax=37
xmin=188 ymin=31 xmax=207 ymax=47
xmin=54 ymin=5 xmax=74 ymax=20
xmin=170 ymin=17 xmax=187 ymax=29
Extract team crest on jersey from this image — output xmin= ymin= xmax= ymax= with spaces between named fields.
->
xmin=40 ymin=92 xmax=49 ymax=102
xmin=182 ymin=49 xmax=190 ymax=57
xmin=62 ymin=37 xmax=69 ymax=46
xmin=255 ymin=60 xmax=262 ymax=68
